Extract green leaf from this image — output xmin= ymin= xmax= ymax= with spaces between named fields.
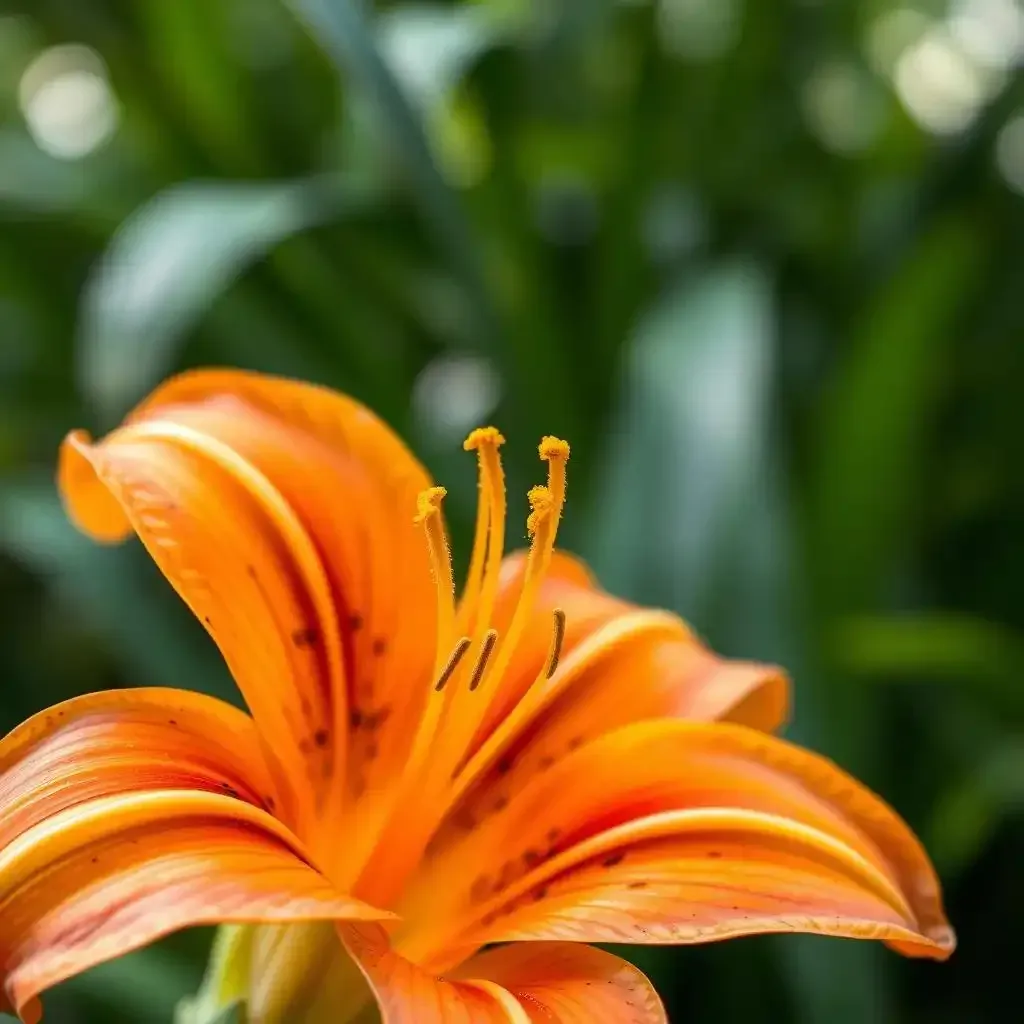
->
xmin=0 ymin=129 xmax=120 ymax=220
xmin=377 ymin=4 xmax=501 ymax=114
xmin=834 ymin=613 xmax=1024 ymax=716
xmin=76 ymin=177 xmax=344 ymax=424
xmin=584 ymin=260 xmax=776 ymax=624
xmin=809 ymin=215 xmax=983 ymax=614
xmin=926 ymin=740 xmax=1024 ymax=875
xmin=59 ymin=944 xmax=199 ymax=1024
xmin=286 ymin=0 xmax=499 ymax=340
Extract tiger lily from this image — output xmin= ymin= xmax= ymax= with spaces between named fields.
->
xmin=0 ymin=369 xmax=952 ymax=1023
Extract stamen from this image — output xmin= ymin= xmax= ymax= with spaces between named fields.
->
xmin=467 ymin=629 xmax=499 ymax=691
xmin=474 ymin=459 xmax=566 ymax=694
xmin=415 ymin=487 xmax=456 ymax=678
xmin=460 ymin=427 xmax=507 ymax=638
xmin=526 ymin=485 xmax=555 ymax=537
xmin=545 ymin=608 xmax=567 ymax=678
xmin=435 ymin=636 xmax=472 ymax=692
xmin=539 ymin=436 xmax=570 ymax=512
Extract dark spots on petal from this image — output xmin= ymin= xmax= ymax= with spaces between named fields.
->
xmin=627 ymin=881 xmax=648 ymax=889
xmin=452 ymin=807 xmax=477 ymax=832
xmin=365 ymin=741 xmax=379 ymax=761
xmin=492 ymin=794 xmax=508 ymax=813
xmin=603 ymin=852 xmax=625 ymax=868
xmin=299 ymin=738 xmax=312 ymax=754
xmin=494 ymin=860 xmax=517 ymax=892
xmin=568 ymin=735 xmax=584 ymax=751
xmin=313 ymin=728 xmax=329 ymax=748
xmin=371 ymin=637 xmax=387 ymax=657
xmin=203 ymin=616 xmax=212 ymax=626
xmin=349 ymin=708 xmax=364 ymax=730
xmin=291 ymin=627 xmax=320 ymax=648
xmin=363 ymin=705 xmax=391 ymax=731
xmin=348 ymin=613 xmax=364 ymax=632
xmin=523 ymin=848 xmax=543 ymax=869
xmin=708 ymin=850 xmax=722 ymax=859
xmin=168 ymin=719 xmax=178 ymax=726
xmin=91 ymin=856 xmax=99 ymax=864
xmin=538 ymin=754 xmax=555 ymax=771
xmin=264 ymin=795 xmax=276 ymax=811
xmin=532 ymin=885 xmax=548 ymax=901
xmin=219 ymin=781 xmax=241 ymax=799
xmin=546 ymin=827 xmax=562 ymax=845
xmin=496 ymin=756 xmax=513 ymax=775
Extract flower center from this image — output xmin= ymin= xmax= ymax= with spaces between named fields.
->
xmin=417 ymin=430 xmax=570 ymax=702
xmin=344 ymin=431 xmax=572 ymax=909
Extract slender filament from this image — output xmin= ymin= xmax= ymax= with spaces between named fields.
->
xmin=415 ymin=487 xmax=456 ymax=679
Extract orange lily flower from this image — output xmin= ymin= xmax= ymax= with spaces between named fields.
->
xmin=0 ymin=369 xmax=952 ymax=1023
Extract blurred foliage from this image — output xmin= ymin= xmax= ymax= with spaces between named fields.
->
xmin=1 ymin=0 xmax=1022 ymax=1021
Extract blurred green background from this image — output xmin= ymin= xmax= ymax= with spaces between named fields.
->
xmin=1 ymin=0 xmax=1021 ymax=1021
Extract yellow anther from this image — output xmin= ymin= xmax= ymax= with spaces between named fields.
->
xmin=526 ymin=485 xmax=555 ymax=536
xmin=464 ymin=426 xmax=506 ymax=452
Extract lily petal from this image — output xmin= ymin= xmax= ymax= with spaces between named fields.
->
xmin=59 ymin=369 xmax=438 ymax=853
xmin=0 ymin=688 xmax=286 ymax=841
xmin=457 ymin=943 xmax=666 ymax=1024
xmin=337 ymin=922 xmax=520 ymax=1023
xmin=452 ymin=552 xmax=788 ymax=800
xmin=0 ymin=791 xmax=390 ymax=1023
xmin=339 ymin=924 xmax=666 ymax=1024
xmin=399 ymin=719 xmax=952 ymax=966
xmin=130 ymin=370 xmax=439 ymax=801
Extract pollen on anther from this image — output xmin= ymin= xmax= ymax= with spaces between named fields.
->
xmin=539 ymin=436 xmax=570 ymax=461
xmin=526 ymin=485 xmax=554 ymax=535
xmin=463 ymin=426 xmax=506 ymax=451
xmin=414 ymin=486 xmax=447 ymax=523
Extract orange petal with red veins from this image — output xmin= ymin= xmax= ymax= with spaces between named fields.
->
xmin=59 ymin=421 xmax=341 ymax=824
xmin=488 ymin=820 xmax=950 ymax=958
xmin=399 ymin=720 xmax=952 ymax=967
xmin=127 ymin=370 xmax=439 ymax=801
xmin=0 ymin=791 xmax=390 ymax=1023
xmin=458 ymin=943 xmax=666 ymax=1024
xmin=454 ymin=551 xmax=788 ymax=797
xmin=59 ymin=369 xmax=440 ymax=859
xmin=0 ymin=687 xmax=286 ymax=842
